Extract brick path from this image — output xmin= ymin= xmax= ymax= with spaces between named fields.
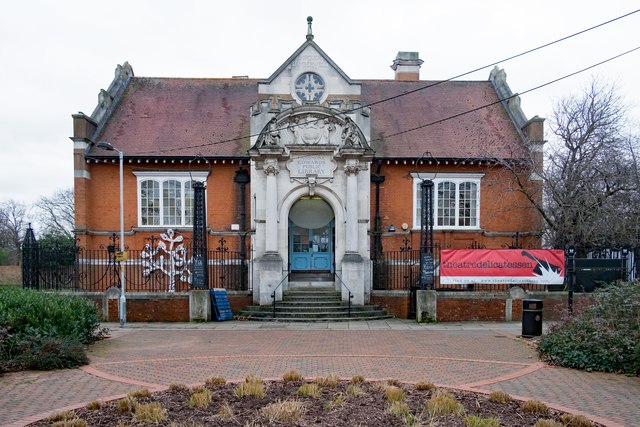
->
xmin=1 ymin=320 xmax=638 ymax=426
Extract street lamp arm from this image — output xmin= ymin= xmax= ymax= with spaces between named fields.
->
xmin=96 ymin=141 xmax=123 ymax=155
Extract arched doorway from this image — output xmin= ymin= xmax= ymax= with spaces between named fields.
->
xmin=288 ymin=197 xmax=335 ymax=273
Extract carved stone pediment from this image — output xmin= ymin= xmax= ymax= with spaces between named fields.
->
xmin=252 ymin=107 xmax=371 ymax=154
xmin=286 ymin=114 xmax=337 ymax=145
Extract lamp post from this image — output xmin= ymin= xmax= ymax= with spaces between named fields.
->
xmin=96 ymin=141 xmax=126 ymax=327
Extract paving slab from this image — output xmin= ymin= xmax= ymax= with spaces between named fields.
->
xmin=0 ymin=320 xmax=637 ymax=427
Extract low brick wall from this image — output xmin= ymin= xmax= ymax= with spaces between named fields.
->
xmin=54 ymin=290 xmax=253 ymax=322
xmin=122 ymin=293 xmax=190 ymax=322
xmin=228 ymin=294 xmax=253 ymax=315
xmin=370 ymin=291 xmax=410 ymax=319
xmin=41 ymin=289 xmax=593 ymax=323
xmin=437 ymin=293 xmax=507 ymax=321
xmin=372 ymin=289 xmax=595 ymax=321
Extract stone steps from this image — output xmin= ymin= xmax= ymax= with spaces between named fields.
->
xmin=238 ymin=284 xmax=391 ymax=321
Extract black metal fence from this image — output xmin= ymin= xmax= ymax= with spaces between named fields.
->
xmin=372 ymin=243 xmax=639 ymax=293
xmin=372 ymin=249 xmax=421 ymax=290
xmin=22 ymin=230 xmax=248 ymax=293
xmin=583 ymin=247 xmax=638 ymax=282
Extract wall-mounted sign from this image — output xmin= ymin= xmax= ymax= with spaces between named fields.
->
xmin=420 ymin=252 xmax=435 ymax=288
xmin=191 ymin=255 xmax=207 ymax=289
xmin=287 ymin=155 xmax=336 ymax=178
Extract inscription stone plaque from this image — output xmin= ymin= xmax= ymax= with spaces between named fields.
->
xmin=288 ymin=155 xmax=336 ymax=178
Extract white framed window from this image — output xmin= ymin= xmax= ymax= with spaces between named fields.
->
xmin=133 ymin=171 xmax=208 ymax=227
xmin=412 ymin=173 xmax=483 ymax=230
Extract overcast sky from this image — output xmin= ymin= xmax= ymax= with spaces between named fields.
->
xmin=1 ymin=0 xmax=638 ymax=207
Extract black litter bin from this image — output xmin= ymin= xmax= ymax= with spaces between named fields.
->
xmin=522 ymin=299 xmax=543 ymax=337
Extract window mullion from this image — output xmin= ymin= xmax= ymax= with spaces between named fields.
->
xmin=159 ymin=180 xmax=165 ymax=227
xmin=181 ymin=180 xmax=186 ymax=226
xmin=454 ymin=181 xmax=460 ymax=227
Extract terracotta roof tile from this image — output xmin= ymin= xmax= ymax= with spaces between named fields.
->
xmin=361 ymin=80 xmax=526 ymax=158
xmin=91 ymin=77 xmax=527 ymax=159
xmin=93 ymin=77 xmax=258 ymax=157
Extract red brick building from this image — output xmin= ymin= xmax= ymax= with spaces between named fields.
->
xmin=70 ymin=19 xmax=544 ymax=318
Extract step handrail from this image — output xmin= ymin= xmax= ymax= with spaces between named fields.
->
xmin=271 ymin=273 xmax=290 ymax=318
xmin=333 ymin=272 xmax=353 ymax=318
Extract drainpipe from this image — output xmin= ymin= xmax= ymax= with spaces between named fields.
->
xmin=371 ymin=160 xmax=385 ymax=288
xmin=234 ymin=163 xmax=250 ymax=288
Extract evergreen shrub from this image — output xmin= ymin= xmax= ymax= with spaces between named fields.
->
xmin=0 ymin=287 xmax=106 ymax=373
xmin=538 ymin=281 xmax=640 ymax=375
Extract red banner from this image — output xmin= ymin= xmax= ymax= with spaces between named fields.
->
xmin=440 ymin=249 xmax=565 ymax=285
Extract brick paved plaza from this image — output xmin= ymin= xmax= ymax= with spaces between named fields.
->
xmin=1 ymin=320 xmax=638 ymax=427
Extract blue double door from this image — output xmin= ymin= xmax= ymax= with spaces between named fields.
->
xmin=289 ymin=220 xmax=334 ymax=272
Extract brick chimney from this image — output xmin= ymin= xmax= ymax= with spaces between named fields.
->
xmin=391 ymin=52 xmax=423 ymax=81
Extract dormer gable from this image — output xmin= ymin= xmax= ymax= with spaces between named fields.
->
xmin=258 ymin=17 xmax=361 ymax=106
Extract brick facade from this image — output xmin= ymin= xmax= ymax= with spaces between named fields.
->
xmin=372 ymin=163 xmax=542 ymax=253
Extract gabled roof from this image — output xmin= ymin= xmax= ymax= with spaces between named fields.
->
xmin=88 ymin=76 xmax=527 ymax=160
xmin=261 ymin=38 xmax=355 ymax=86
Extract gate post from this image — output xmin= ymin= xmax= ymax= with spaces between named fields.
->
xmin=566 ymin=246 xmax=576 ymax=316
xmin=419 ymin=180 xmax=434 ymax=290
xmin=22 ymin=224 xmax=39 ymax=289
xmin=621 ymin=247 xmax=629 ymax=281
xmin=192 ymin=181 xmax=208 ymax=289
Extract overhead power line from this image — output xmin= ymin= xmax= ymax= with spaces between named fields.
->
xmin=125 ymin=9 xmax=640 ymax=156
xmin=372 ymin=46 xmax=640 ymax=143
xmin=361 ymin=8 xmax=640 ymax=111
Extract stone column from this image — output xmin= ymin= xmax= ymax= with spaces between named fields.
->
xmin=341 ymin=158 xmax=365 ymax=305
xmin=264 ymin=158 xmax=279 ymax=253
xmin=344 ymin=159 xmax=360 ymax=253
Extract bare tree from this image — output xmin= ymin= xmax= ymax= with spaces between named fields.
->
xmin=0 ymin=199 xmax=28 ymax=250
xmin=33 ymin=188 xmax=75 ymax=238
xmin=503 ymin=79 xmax=640 ymax=253
xmin=544 ymin=81 xmax=639 ymax=252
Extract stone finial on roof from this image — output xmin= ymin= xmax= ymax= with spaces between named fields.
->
xmin=90 ymin=61 xmax=134 ymax=139
xmin=489 ymin=66 xmax=527 ymax=130
xmin=307 ymin=16 xmax=314 ymax=41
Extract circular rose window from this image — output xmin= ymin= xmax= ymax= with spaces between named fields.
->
xmin=294 ymin=72 xmax=325 ymax=102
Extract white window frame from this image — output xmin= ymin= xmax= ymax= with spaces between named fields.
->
xmin=133 ymin=171 xmax=209 ymax=227
xmin=412 ymin=173 xmax=483 ymax=230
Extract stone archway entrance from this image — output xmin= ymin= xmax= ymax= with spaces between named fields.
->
xmin=248 ymin=106 xmax=374 ymax=305
xmin=288 ymin=197 xmax=335 ymax=273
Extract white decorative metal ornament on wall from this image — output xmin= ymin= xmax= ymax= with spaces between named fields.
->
xmin=141 ymin=229 xmax=191 ymax=292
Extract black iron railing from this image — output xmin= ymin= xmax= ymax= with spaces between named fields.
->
xmin=23 ymin=246 xmax=248 ymax=293
xmin=334 ymin=272 xmax=354 ymax=317
xmin=271 ymin=273 xmax=290 ymax=318
xmin=371 ymin=244 xmax=566 ymax=292
xmin=372 ymin=249 xmax=421 ymax=290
